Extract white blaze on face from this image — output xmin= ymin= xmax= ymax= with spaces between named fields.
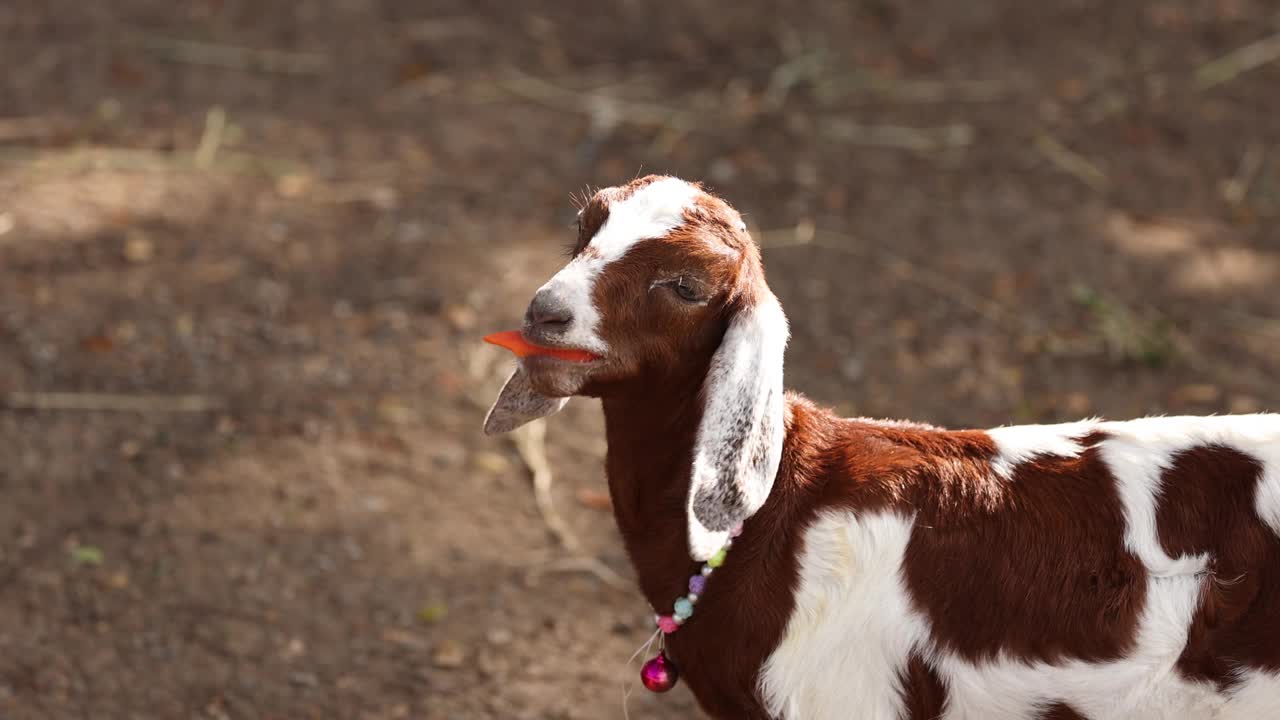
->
xmin=535 ymin=177 xmax=701 ymax=353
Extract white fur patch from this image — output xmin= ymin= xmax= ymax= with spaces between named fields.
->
xmin=987 ymin=419 xmax=1097 ymax=479
xmin=687 ymin=293 xmax=789 ymax=560
xmin=534 ymin=177 xmax=700 ymax=354
xmin=1256 ymin=464 xmax=1280 ymax=537
xmin=1097 ymin=424 xmax=1208 ymax=578
xmin=760 ymin=511 xmax=928 ymax=720
xmin=1222 ymin=669 xmax=1280 ymax=718
xmin=1246 ymin=424 xmax=1280 ymax=537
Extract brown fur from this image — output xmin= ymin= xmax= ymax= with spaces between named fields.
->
xmin=899 ymin=654 xmax=947 ymax=719
xmin=1037 ymin=703 xmax=1089 ymax=719
xmin=1156 ymin=445 xmax=1280 ymax=687
xmin=903 ymin=433 xmax=1147 ymax=664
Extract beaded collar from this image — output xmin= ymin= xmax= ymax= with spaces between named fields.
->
xmin=638 ymin=522 xmax=743 ymax=693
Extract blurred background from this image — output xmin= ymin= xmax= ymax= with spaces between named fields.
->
xmin=1 ymin=1 xmax=1278 ymax=718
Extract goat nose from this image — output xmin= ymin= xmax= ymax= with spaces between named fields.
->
xmin=526 ymin=289 xmax=573 ymax=328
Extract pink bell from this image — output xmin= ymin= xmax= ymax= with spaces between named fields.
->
xmin=640 ymin=650 xmax=680 ymax=693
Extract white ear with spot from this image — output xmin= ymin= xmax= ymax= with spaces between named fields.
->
xmin=483 ymin=365 xmax=569 ymax=435
xmin=687 ymin=293 xmax=788 ymax=560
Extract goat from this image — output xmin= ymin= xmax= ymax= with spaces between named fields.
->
xmin=482 ymin=175 xmax=1280 ymax=719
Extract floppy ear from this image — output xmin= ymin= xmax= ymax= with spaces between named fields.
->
xmin=687 ymin=292 xmax=789 ymax=560
xmin=483 ymin=365 xmax=569 ymax=435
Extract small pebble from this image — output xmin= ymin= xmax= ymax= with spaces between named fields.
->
xmin=123 ymin=231 xmax=154 ymax=263
xmin=445 ymin=305 xmax=476 ymax=332
xmin=472 ymin=451 xmax=510 ymax=475
xmin=377 ymin=398 xmax=416 ymax=425
xmin=433 ymin=639 xmax=466 ymax=669
xmin=418 ymin=602 xmax=448 ymax=625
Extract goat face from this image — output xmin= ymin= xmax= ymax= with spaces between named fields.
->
xmin=485 ymin=175 xmax=791 ymax=559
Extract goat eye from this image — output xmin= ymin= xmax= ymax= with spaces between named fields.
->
xmin=671 ymin=278 xmax=704 ymax=303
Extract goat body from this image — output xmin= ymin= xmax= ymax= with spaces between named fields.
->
xmin=484 ymin=176 xmax=1280 ymax=719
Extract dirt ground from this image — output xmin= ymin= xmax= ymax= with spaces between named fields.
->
xmin=1 ymin=1 xmax=1278 ymax=718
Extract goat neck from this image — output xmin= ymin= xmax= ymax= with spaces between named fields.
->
xmin=600 ymin=362 xmax=710 ymax=608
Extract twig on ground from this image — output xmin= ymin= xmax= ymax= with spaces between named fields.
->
xmin=494 ymin=67 xmax=696 ymax=129
xmin=193 ymin=105 xmax=227 ymax=170
xmin=764 ymin=51 xmax=828 ymax=111
xmin=1220 ymin=143 xmax=1267 ymax=206
xmin=1194 ymin=31 xmax=1280 ymax=91
xmin=819 ymin=118 xmax=974 ymax=151
xmin=814 ymin=76 xmax=1009 ymax=105
xmin=525 ymin=556 xmax=630 ymax=587
xmin=1083 ymin=93 xmax=1130 ymax=125
xmin=128 ymin=35 xmax=330 ymax=75
xmin=1034 ymin=132 xmax=1109 ymax=191
xmin=0 ymin=146 xmax=173 ymax=170
xmin=512 ymin=419 xmax=632 ymax=593
xmin=4 ymin=392 xmax=224 ymax=413
xmin=0 ymin=145 xmax=304 ymax=178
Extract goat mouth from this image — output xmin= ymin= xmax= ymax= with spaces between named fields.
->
xmin=483 ymin=330 xmax=602 ymax=364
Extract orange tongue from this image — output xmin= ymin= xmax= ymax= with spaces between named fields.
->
xmin=483 ymin=330 xmax=600 ymax=363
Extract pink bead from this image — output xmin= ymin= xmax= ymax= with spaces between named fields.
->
xmin=640 ymin=651 xmax=680 ymax=693
xmin=730 ymin=524 xmax=743 ymax=538
xmin=656 ymin=615 xmax=680 ymax=634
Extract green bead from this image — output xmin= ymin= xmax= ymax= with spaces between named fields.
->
xmin=673 ymin=597 xmax=694 ymax=620
xmin=707 ymin=548 xmax=727 ymax=568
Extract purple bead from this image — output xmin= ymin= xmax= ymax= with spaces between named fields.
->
xmin=688 ymin=574 xmax=707 ymax=595
xmin=640 ymin=651 xmax=680 ymax=693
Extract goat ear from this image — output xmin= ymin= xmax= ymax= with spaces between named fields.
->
xmin=687 ymin=293 xmax=788 ymax=560
xmin=483 ymin=365 xmax=568 ymax=435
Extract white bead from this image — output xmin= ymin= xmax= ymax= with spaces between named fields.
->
xmin=701 ymin=565 xmax=713 ymax=576
xmin=687 ymin=593 xmax=699 ymax=603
